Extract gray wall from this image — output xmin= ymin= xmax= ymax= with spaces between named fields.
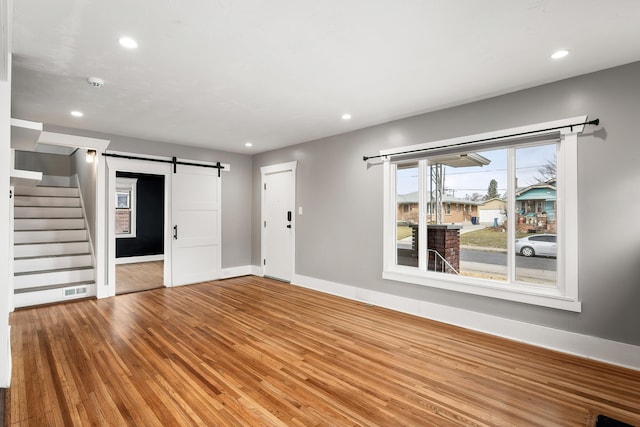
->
xmin=14 ymin=150 xmax=71 ymax=176
xmin=46 ymin=126 xmax=253 ymax=269
xmin=70 ymin=149 xmax=97 ymax=248
xmin=252 ymin=61 xmax=640 ymax=347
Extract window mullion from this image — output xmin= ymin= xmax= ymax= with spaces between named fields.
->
xmin=507 ymin=147 xmax=516 ymax=283
xmin=418 ymin=159 xmax=428 ymax=272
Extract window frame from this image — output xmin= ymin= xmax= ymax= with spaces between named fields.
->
xmin=115 ymin=177 xmax=138 ymax=238
xmin=382 ymin=116 xmax=585 ymax=312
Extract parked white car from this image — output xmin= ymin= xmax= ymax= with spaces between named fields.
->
xmin=515 ymin=234 xmax=557 ymax=257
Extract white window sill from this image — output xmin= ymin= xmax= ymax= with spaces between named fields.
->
xmin=383 ymin=268 xmax=582 ymax=312
xmin=116 ymin=233 xmax=137 ymax=239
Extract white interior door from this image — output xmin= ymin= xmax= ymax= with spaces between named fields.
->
xmin=172 ymin=165 xmax=221 ymax=286
xmin=263 ymin=166 xmax=295 ymax=282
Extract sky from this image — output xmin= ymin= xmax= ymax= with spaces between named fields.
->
xmin=396 ymin=143 xmax=556 ymax=198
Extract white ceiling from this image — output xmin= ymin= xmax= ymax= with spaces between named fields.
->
xmin=10 ymin=0 xmax=640 ymax=154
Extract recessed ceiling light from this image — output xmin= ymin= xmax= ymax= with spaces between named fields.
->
xmin=245 ymin=142 xmax=253 ymax=147
xmin=119 ymin=36 xmax=138 ymax=49
xmin=70 ymin=111 xmax=84 ymax=117
xmin=550 ymin=49 xmax=569 ymax=60
xmin=342 ymin=113 xmax=352 ymax=120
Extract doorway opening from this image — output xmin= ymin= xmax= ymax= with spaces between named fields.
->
xmin=114 ymin=171 xmax=165 ymax=295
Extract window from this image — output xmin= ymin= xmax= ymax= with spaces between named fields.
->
xmin=383 ymin=117 xmax=586 ymax=311
xmin=115 ymin=178 xmax=137 ymax=238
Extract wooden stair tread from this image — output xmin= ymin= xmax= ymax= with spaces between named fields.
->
xmin=14 ymin=265 xmax=94 ymax=276
xmin=15 ymin=253 xmax=91 ymax=261
xmin=14 ymin=240 xmax=88 ymax=246
xmin=14 ymin=281 xmax=95 ymax=294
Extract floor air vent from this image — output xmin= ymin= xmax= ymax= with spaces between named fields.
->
xmin=63 ymin=286 xmax=88 ymax=297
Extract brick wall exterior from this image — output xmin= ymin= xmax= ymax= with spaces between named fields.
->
xmin=427 ymin=225 xmax=461 ymax=273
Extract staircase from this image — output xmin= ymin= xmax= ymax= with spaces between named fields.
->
xmin=13 ymin=185 xmax=95 ymax=308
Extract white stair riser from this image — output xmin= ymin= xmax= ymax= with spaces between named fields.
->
xmin=14 ymin=284 xmax=96 ymax=308
xmin=14 ymin=196 xmax=80 ymax=207
xmin=14 ymin=229 xmax=87 ymax=244
xmin=14 ymin=255 xmax=92 ymax=273
xmin=15 ymin=242 xmax=90 ymax=258
xmin=14 ymin=218 xmax=86 ymax=230
xmin=14 ymin=186 xmax=79 ymax=197
xmin=15 ymin=206 xmax=83 ymax=218
xmin=15 ymin=268 xmax=95 ymax=289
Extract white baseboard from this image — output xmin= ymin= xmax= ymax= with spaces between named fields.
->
xmin=115 ymin=254 xmax=164 ymax=265
xmin=250 ymin=265 xmax=263 ymax=277
xmin=221 ymin=265 xmax=253 ymax=279
xmin=292 ymin=273 xmax=640 ymax=371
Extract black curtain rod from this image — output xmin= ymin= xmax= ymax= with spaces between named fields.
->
xmin=102 ymin=152 xmax=224 ymax=176
xmin=362 ymin=118 xmax=600 ymax=162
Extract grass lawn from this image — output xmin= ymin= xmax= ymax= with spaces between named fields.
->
xmin=460 ymin=228 xmax=528 ymax=249
xmin=398 ymin=225 xmax=528 ymax=249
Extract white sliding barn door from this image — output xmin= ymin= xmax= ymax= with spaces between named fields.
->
xmin=171 ymin=165 xmax=221 ymax=286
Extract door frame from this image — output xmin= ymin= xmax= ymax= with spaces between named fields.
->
xmin=260 ymin=161 xmax=297 ymax=279
xmin=106 ymin=154 xmax=173 ymax=298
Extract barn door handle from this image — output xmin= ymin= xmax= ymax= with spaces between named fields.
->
xmin=287 ymin=211 xmax=292 ymax=221
xmin=173 ymin=225 xmax=178 ymax=240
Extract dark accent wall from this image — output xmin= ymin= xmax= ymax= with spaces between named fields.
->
xmin=115 ymin=172 xmax=164 ymax=258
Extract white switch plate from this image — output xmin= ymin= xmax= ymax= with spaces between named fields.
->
xmin=298 ymin=207 xmax=303 ymax=215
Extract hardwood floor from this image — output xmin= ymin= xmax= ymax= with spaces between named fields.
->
xmin=116 ymin=261 xmax=164 ymax=295
xmin=6 ymin=276 xmax=640 ymax=426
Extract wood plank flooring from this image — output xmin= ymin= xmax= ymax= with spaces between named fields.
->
xmin=7 ymin=276 xmax=640 ymax=426
xmin=116 ymin=261 xmax=164 ymax=295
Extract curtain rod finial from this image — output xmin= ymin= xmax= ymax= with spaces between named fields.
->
xmin=363 ymin=156 xmax=369 ymax=162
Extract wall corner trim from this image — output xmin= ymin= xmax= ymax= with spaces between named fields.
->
xmin=221 ymin=265 xmax=254 ymax=279
xmin=291 ymin=274 xmax=640 ymax=372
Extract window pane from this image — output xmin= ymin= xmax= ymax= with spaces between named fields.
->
xmin=115 ymin=210 xmax=131 ymax=234
xmin=514 ymin=143 xmax=557 ymax=286
xmin=116 ymin=191 xmax=130 ymax=208
xmin=396 ymin=162 xmax=419 ymax=267
xmin=428 ymin=149 xmax=508 ymax=279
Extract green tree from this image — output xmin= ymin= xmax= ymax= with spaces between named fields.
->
xmin=485 ymin=179 xmax=499 ymax=200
